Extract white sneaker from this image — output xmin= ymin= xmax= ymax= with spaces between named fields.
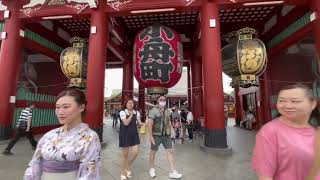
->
xmin=149 ymin=168 xmax=156 ymax=178
xmin=120 ymin=174 xmax=127 ymax=180
xmin=125 ymin=170 xmax=132 ymax=178
xmin=169 ymin=170 xmax=182 ymax=179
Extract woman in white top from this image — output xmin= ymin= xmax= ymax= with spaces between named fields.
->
xmin=24 ymin=88 xmax=101 ymax=180
xmin=119 ymin=99 xmax=143 ymax=180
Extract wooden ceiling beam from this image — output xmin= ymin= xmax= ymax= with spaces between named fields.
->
xmin=22 ymin=38 xmax=60 ymax=61
xmin=110 ymin=19 xmax=131 ymax=48
xmin=105 ymin=0 xmax=201 ymax=16
xmin=107 ymin=40 xmax=127 ymax=62
xmin=260 ymin=6 xmax=309 ymax=42
xmin=268 ymin=23 xmax=312 ymax=57
xmin=26 ymin=22 xmax=69 ymax=48
xmin=11 ymin=0 xmax=308 ymax=20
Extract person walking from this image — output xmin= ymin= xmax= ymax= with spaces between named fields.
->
xmin=3 ymin=103 xmax=37 ymax=155
xmin=147 ymin=95 xmax=182 ymax=179
xmin=186 ymin=109 xmax=194 ymax=142
xmin=111 ymin=108 xmax=118 ymax=127
xmin=119 ymin=99 xmax=143 ymax=180
xmin=172 ymin=107 xmax=182 ymax=141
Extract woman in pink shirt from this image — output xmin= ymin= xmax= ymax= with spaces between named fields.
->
xmin=252 ymin=83 xmax=320 ymax=180
xmin=308 ymin=129 xmax=320 ymax=180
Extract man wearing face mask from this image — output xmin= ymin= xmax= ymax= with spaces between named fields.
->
xmin=147 ymin=95 xmax=182 ymax=179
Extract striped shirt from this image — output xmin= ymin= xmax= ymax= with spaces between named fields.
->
xmin=16 ymin=107 xmax=32 ymax=128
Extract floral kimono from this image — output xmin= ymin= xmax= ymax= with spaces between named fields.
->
xmin=24 ymin=123 xmax=101 ymax=180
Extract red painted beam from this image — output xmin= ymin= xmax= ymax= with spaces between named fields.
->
xmin=19 ymin=0 xmax=200 ymax=18
xmin=268 ymin=23 xmax=312 ymax=57
xmin=111 ymin=26 xmax=126 ymax=45
xmin=16 ymin=0 xmax=308 ymax=20
xmin=107 ymin=40 xmax=127 ymax=62
xmin=26 ymin=23 xmax=69 ymax=48
xmin=22 ymin=38 xmax=60 ymax=60
xmin=110 ymin=21 xmax=130 ymax=47
xmin=15 ymin=100 xmax=55 ymax=109
xmin=261 ymin=6 xmax=309 ymax=43
xmin=23 ymin=26 xmax=127 ymax=65
xmin=183 ymin=50 xmax=193 ymax=60
xmin=106 ymin=64 xmax=124 ymax=69
xmin=19 ymin=5 xmax=91 ymax=20
xmin=0 ymin=11 xmax=4 ymax=21
xmin=216 ymin=0 xmax=307 ymax=6
xmin=105 ymin=0 xmax=306 ymax=14
xmin=105 ymin=0 xmax=201 ymax=15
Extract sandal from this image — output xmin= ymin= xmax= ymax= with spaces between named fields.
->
xmin=125 ymin=169 xmax=132 ymax=178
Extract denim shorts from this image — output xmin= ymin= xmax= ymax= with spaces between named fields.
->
xmin=151 ymin=135 xmax=172 ymax=151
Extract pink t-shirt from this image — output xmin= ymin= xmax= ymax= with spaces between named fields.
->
xmin=252 ymin=118 xmax=320 ymax=180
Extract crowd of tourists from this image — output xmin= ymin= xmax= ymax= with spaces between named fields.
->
xmin=1 ymin=83 xmax=320 ymax=180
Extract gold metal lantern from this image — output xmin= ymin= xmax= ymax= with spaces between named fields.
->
xmin=222 ymin=27 xmax=267 ymax=88
xmin=60 ymin=37 xmax=88 ymax=88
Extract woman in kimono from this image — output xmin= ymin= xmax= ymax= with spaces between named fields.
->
xmin=24 ymin=88 xmax=101 ymax=180
xmin=119 ymin=99 xmax=143 ymax=180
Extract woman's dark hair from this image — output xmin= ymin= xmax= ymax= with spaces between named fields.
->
xmin=122 ymin=99 xmax=135 ymax=110
xmin=279 ymin=83 xmax=314 ymax=101
xmin=278 ymin=83 xmax=319 ymax=127
xmin=56 ymin=88 xmax=87 ymax=117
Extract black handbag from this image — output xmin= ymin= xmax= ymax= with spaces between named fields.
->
xmin=17 ymin=120 xmax=27 ymax=130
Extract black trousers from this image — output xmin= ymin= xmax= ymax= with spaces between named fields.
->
xmin=187 ymin=126 xmax=193 ymax=140
xmin=112 ymin=117 xmax=118 ymax=127
xmin=5 ymin=128 xmax=37 ymax=151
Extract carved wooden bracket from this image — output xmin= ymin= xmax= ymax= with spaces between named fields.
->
xmin=106 ymin=0 xmax=133 ymax=11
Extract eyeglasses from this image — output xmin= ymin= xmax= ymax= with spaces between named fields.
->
xmin=159 ymin=99 xmax=166 ymax=102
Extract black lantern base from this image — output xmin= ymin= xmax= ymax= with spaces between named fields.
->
xmin=69 ymin=78 xmax=86 ymax=89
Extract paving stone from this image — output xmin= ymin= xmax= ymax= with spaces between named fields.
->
xmin=0 ymin=118 xmax=257 ymax=180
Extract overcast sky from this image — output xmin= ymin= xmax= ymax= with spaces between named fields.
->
xmin=104 ymin=68 xmax=234 ymax=97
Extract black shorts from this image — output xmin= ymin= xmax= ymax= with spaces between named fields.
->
xmin=151 ymin=135 xmax=172 ymax=151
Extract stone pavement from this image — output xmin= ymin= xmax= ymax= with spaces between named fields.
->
xmin=0 ymin=118 xmax=258 ymax=180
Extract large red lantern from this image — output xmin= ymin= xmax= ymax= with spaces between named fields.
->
xmin=133 ymin=23 xmax=183 ymax=95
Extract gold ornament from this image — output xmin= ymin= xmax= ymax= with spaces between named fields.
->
xmin=60 ymin=37 xmax=88 ymax=88
xmin=61 ymin=48 xmax=81 ymax=78
xmin=222 ymin=27 xmax=267 ymax=88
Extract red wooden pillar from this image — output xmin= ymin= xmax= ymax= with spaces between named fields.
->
xmin=311 ymin=0 xmax=320 ymax=57
xmin=191 ymin=57 xmax=203 ymax=122
xmin=260 ymin=71 xmax=272 ymax=124
xmin=122 ymin=60 xmax=133 ymax=106
xmin=200 ymin=1 xmax=230 ymax=151
xmin=187 ymin=63 xmax=192 ymax=111
xmin=85 ymin=3 xmax=108 ymax=141
xmin=138 ymin=84 xmax=145 ymax=122
xmin=0 ymin=0 xmax=24 ymax=140
xmin=234 ymin=87 xmax=243 ymax=127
